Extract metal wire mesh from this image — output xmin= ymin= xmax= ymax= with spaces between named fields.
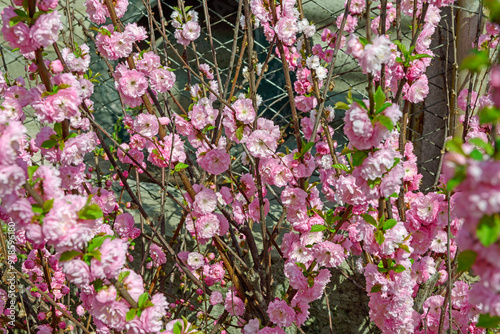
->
xmin=0 ymin=0 xmax=457 ymax=192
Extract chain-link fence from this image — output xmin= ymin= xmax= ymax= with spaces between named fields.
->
xmin=0 ymin=0 xmax=472 ymax=192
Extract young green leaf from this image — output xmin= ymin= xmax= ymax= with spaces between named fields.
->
xmin=352 ymin=150 xmax=368 ymax=167
xmin=476 ymin=214 xmax=500 ymax=247
xmin=78 ymin=204 xmax=104 ymax=220
xmin=375 ymin=115 xmax=394 ymax=131
xmin=374 ymin=86 xmax=386 ymax=111
xmin=370 ymin=284 xmax=382 ymax=293
xmin=126 ymin=308 xmax=137 ymax=322
xmin=59 ymin=250 xmax=82 ymax=262
xmin=476 ymin=314 xmax=500 ymax=329
xmin=175 ymin=162 xmax=189 ymax=172
xmin=382 ymin=219 xmax=397 ymax=231
xmin=41 ymin=139 xmax=58 ymax=149
xmin=332 ymin=163 xmax=350 ymax=172
xmin=361 ymin=214 xmax=377 ymax=227
xmin=457 ymin=249 xmax=477 ymax=272
xmin=310 ymin=225 xmax=328 ymax=232
xmin=138 ymin=292 xmax=149 ymax=309
xmin=118 ymin=270 xmax=131 ymax=283
xmin=479 ymin=106 xmax=500 ymax=124
xmin=375 ymin=230 xmax=385 ymax=245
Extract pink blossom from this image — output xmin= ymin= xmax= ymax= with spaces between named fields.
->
xmin=188 ymin=214 xmax=220 ymax=241
xmin=198 ymin=148 xmax=230 ymax=175
xmin=61 ymin=259 xmax=91 ymax=287
xmin=267 ymin=299 xmax=295 ymax=327
xmin=182 ymin=21 xmax=201 ymax=41
xmin=62 ymin=44 xmax=91 ymax=72
xmin=295 ymin=95 xmax=317 ymax=112
xmin=30 ymin=11 xmax=62 ymax=49
xmin=275 ymin=17 xmax=298 ymax=45
xmin=149 ymin=244 xmax=167 ymax=267
xmin=147 ymin=134 xmax=186 ymax=168
xmin=133 ymin=113 xmax=159 ymax=138
xmin=149 ymin=68 xmax=176 ymax=93
xmin=405 ymin=75 xmax=429 ymax=104
xmin=90 ymin=237 xmax=128 ymax=280
xmin=114 ymin=213 xmax=137 ymax=238
xmin=118 ymin=69 xmax=148 ymax=99
xmin=187 ymin=252 xmax=204 ymax=270
xmin=224 ymin=291 xmax=245 ymax=316
xmin=232 ymin=98 xmax=256 ymax=124
xmin=246 ymin=130 xmax=278 ymax=158
xmin=281 ymin=186 xmax=308 ymax=208
xmin=210 ymin=291 xmax=224 ymax=305
xmin=193 ymin=188 xmax=217 ymax=215
xmin=358 ymin=35 xmax=392 ymax=74
xmin=313 ymin=241 xmax=346 ymax=267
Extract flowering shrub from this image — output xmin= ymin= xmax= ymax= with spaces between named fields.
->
xmin=1 ymin=0 xmax=500 ymax=333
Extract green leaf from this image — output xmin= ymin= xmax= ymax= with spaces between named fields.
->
xmin=478 ymin=314 xmax=500 ymax=329
xmin=332 ymin=163 xmax=349 ymax=172
xmin=445 ymin=137 xmax=464 ymax=154
xmin=41 ymin=139 xmax=58 ymax=149
xmin=361 ymin=214 xmax=377 ymax=227
xmin=399 ymin=244 xmax=411 ymax=253
xmin=138 ymin=292 xmax=149 ymax=309
xmin=476 ymin=214 xmax=500 ymax=247
xmin=375 ymin=230 xmax=385 ymax=245
xmin=78 ymin=203 xmax=103 ymax=220
xmin=370 ymin=284 xmax=382 ymax=293
xmin=59 ymin=250 xmax=82 ymax=262
xmin=358 ymin=36 xmax=369 ymax=46
xmin=374 ymin=86 xmax=386 ymax=111
xmin=375 ymin=115 xmax=394 ymax=131
xmin=301 ymin=141 xmax=315 ymax=155
xmin=32 ymin=205 xmax=43 ymax=215
xmin=460 ymin=49 xmax=490 ymax=72
xmin=469 ymin=148 xmax=483 ymax=161
xmin=334 ymin=101 xmax=349 ymax=110
xmin=485 ymin=0 xmax=500 ymax=24
xmin=310 ymin=225 xmax=328 ymax=232
xmin=308 ymin=275 xmax=315 ymax=288
xmin=87 ymin=249 xmax=102 ymax=262
xmin=457 ymin=249 xmax=477 ymax=272
xmin=175 ymin=162 xmax=189 ymax=172
xmin=447 ymin=164 xmax=466 ymax=191
xmin=353 ymin=98 xmax=368 ymax=111
xmin=88 ymin=235 xmax=112 ymax=252
xmin=54 ymin=123 xmax=63 ymax=136
xmin=408 ymin=53 xmax=433 ymax=61
xmin=28 ymin=166 xmax=39 ymax=181
xmin=469 ymin=137 xmax=494 ymax=156
xmin=325 ymin=209 xmax=335 ymax=225
xmin=382 ymin=219 xmax=397 ymax=231
xmin=173 ymin=320 xmax=183 ymax=334
xmin=126 ymin=308 xmax=137 ymax=322
xmin=295 ymin=262 xmax=307 ymax=270
xmin=376 ymin=102 xmax=393 ymax=114
xmin=352 ymin=150 xmax=368 ymax=167
xmin=393 ymin=264 xmax=406 ymax=273
xmin=118 ymin=270 xmax=131 ymax=283
xmin=479 ymin=106 xmax=500 ymax=124
xmin=235 ymin=125 xmax=244 ymax=141
xmin=393 ymin=40 xmax=408 ymax=55
xmin=43 ymin=199 xmax=54 ymax=213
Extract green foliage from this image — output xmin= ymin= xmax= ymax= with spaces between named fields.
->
xmin=457 ymin=250 xmax=477 ymax=272
xmin=460 ymin=49 xmax=490 ymax=72
xmin=476 ymin=214 xmax=500 ymax=247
